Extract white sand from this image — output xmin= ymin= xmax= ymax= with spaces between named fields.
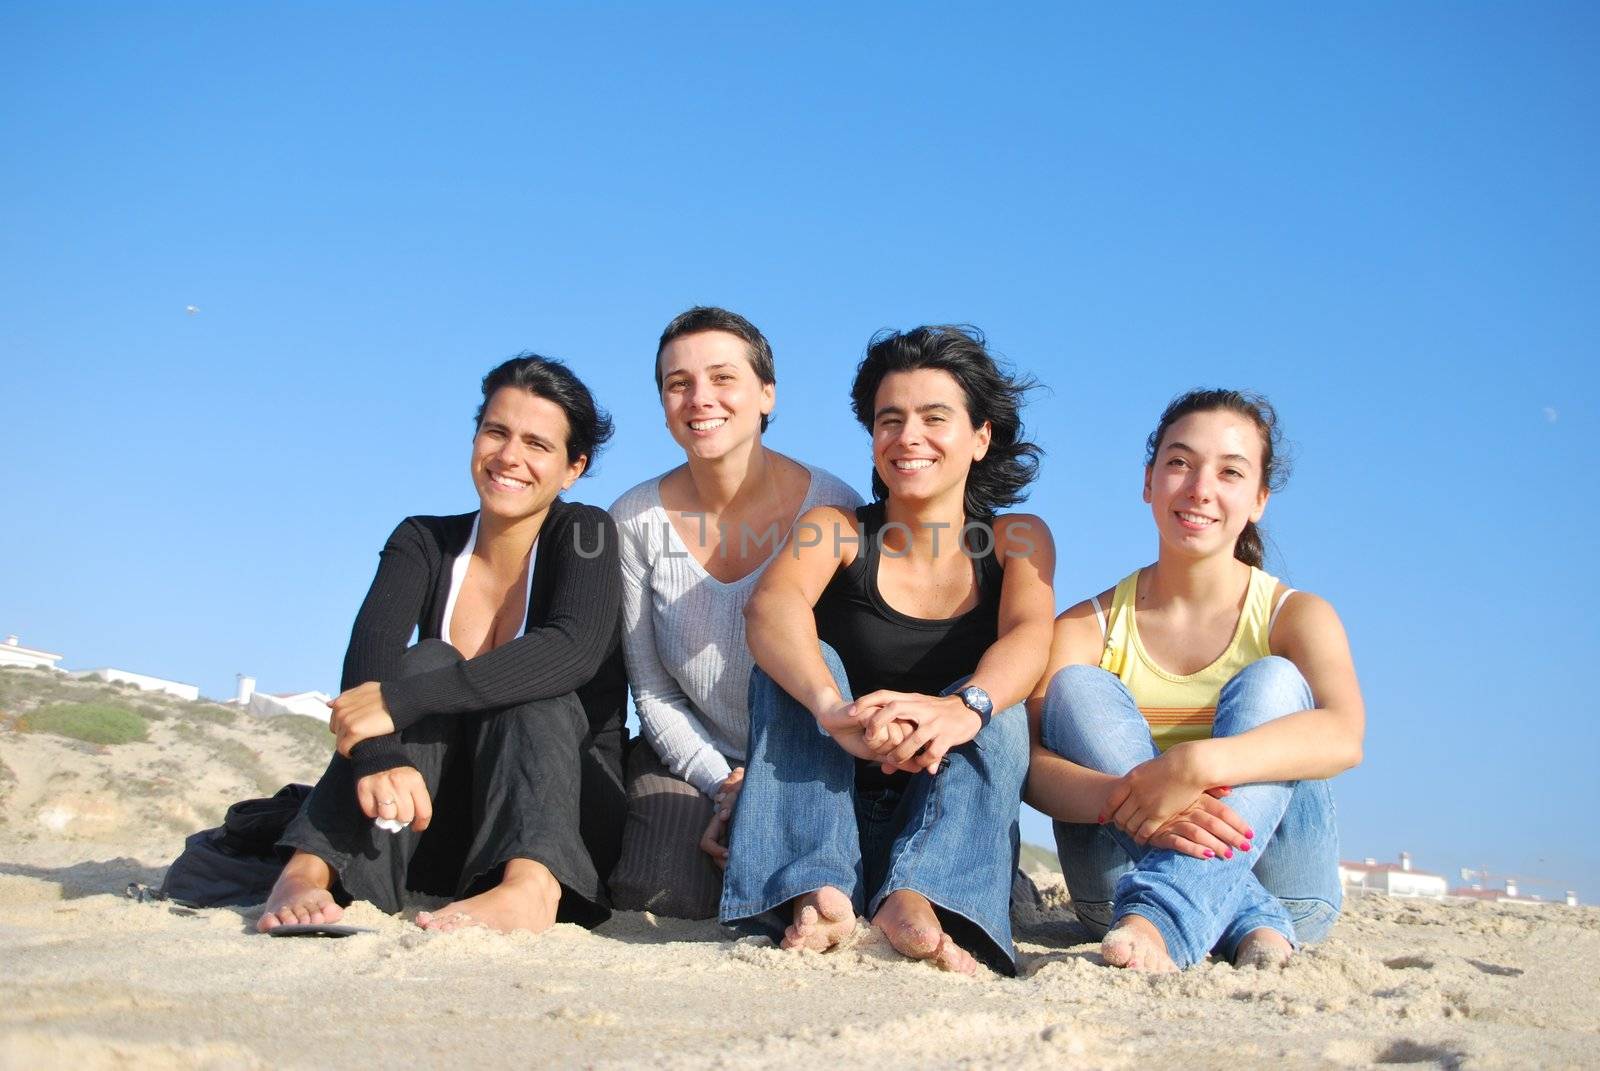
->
xmin=3 ymin=675 xmax=1597 ymax=1069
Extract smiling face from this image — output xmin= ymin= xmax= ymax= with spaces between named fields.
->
xmin=1144 ymin=409 xmax=1270 ymax=560
xmin=871 ymin=368 xmax=991 ymax=511
xmin=657 ymin=330 xmax=775 ymax=461
xmin=471 ymin=387 xmax=587 ymax=525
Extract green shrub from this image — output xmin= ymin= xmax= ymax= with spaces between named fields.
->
xmin=22 ymin=703 xmax=149 ymax=745
xmin=180 ymin=701 xmax=238 ymax=726
xmin=268 ymin=714 xmax=333 ymax=751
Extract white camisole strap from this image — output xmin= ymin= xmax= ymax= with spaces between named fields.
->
xmin=1268 ymin=586 xmax=1297 ymax=636
xmin=441 ymin=514 xmax=538 ymax=646
xmin=1089 ymin=594 xmax=1108 ymax=640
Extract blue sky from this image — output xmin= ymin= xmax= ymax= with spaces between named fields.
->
xmin=3 ymin=5 xmax=1595 ymax=900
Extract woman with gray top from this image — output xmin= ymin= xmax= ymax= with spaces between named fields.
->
xmin=608 ymin=307 xmax=860 ymax=918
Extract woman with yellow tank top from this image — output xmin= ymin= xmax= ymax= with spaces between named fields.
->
xmin=1025 ymin=389 xmax=1364 ymax=973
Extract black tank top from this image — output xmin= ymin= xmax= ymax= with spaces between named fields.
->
xmin=814 ymin=503 xmax=1003 ymax=788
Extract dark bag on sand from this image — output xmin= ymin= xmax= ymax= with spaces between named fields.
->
xmin=159 ymin=784 xmax=312 ymax=907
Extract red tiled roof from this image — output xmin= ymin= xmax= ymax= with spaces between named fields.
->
xmin=1449 ymin=887 xmax=1542 ymax=902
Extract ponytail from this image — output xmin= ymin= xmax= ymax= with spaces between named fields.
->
xmin=1235 ymin=520 xmax=1265 ymax=568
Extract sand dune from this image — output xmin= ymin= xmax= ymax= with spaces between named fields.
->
xmin=2 ymin=670 xmax=1596 ymax=1069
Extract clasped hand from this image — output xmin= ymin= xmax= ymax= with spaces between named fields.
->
xmin=328 ymin=681 xmax=396 ymax=756
xmin=698 ymin=766 xmax=745 ymax=869
xmin=1101 ymin=743 xmax=1254 ymax=861
xmin=355 ymin=766 xmax=433 ymax=830
xmin=825 ymin=690 xmax=981 ymax=776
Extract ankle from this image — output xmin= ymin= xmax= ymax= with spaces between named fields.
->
xmin=281 ymin=851 xmax=333 ymax=887
xmin=501 ymin=858 xmax=561 ymax=896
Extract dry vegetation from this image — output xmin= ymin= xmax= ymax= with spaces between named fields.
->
xmin=0 ymin=667 xmax=330 ymax=843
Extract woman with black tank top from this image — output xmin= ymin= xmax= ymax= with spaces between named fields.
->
xmin=723 ymin=326 xmax=1055 ymax=976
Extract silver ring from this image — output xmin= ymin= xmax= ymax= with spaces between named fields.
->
xmin=379 ymin=798 xmax=397 ymax=807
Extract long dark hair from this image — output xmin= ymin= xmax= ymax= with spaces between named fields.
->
xmin=476 ymin=353 xmax=614 ymax=472
xmin=850 ymin=325 xmax=1041 ymax=519
xmin=1144 ymin=388 xmax=1289 ymax=568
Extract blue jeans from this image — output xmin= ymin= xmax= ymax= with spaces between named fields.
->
xmin=1040 ymin=658 xmax=1341 ymax=968
xmin=720 ymin=644 xmax=1029 ymax=976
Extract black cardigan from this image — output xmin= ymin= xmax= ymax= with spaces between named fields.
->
xmin=343 ymin=498 xmax=627 ymax=779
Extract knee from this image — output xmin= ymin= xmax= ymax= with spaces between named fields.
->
xmin=399 ymin=639 xmax=463 ymax=677
xmin=746 ymin=642 xmax=850 ymax=731
xmin=745 ymin=666 xmax=785 ymax=731
xmin=974 ymin=706 xmax=1030 ymax=785
xmin=491 ymin=691 xmax=587 ymax=743
xmin=1216 ymin=656 xmax=1313 ymax=733
xmin=1039 ymin=664 xmax=1124 ymax=757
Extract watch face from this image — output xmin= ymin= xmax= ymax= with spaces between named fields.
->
xmin=961 ymin=686 xmax=993 ymax=717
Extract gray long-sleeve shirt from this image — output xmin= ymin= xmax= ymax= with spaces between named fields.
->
xmin=610 ymin=464 xmax=861 ymax=795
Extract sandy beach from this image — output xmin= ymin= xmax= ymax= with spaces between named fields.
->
xmin=2 ymin=669 xmax=1596 ymax=1070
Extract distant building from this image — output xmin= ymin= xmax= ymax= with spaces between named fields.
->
xmin=69 ymin=668 xmax=200 ymax=703
xmin=1449 ymin=878 xmax=1580 ymax=907
xmin=248 ymin=690 xmax=332 ymax=721
xmin=0 ymin=635 xmax=64 ymax=672
xmin=232 ymin=672 xmax=330 ymax=721
xmin=1339 ymin=852 xmax=1448 ymax=898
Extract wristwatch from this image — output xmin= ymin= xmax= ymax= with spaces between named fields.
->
xmin=956 ymin=685 xmax=994 ymax=728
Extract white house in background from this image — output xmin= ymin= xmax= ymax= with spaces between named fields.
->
xmin=1449 ymin=874 xmax=1580 ymax=907
xmin=232 ymin=672 xmax=331 ymax=721
xmin=0 ymin=635 xmax=64 ymax=672
xmin=1339 ymin=852 xmax=1448 ymax=899
xmin=69 ymin=667 xmax=199 ymax=702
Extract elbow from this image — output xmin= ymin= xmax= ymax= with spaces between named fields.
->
xmin=743 ymin=593 xmax=775 ymax=648
xmin=1339 ymin=707 xmax=1366 ymax=773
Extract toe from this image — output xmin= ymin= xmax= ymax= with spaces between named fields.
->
xmin=1101 ymin=934 xmax=1136 ymax=969
xmin=934 ymin=935 xmax=978 ymax=975
xmin=814 ymin=886 xmax=853 ymax=923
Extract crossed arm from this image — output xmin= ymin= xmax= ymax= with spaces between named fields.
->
xmin=1023 ymin=589 xmax=1365 ymax=858
xmin=744 ymin=508 xmax=1056 ymax=772
xmin=326 ymin=509 xmax=623 ymax=827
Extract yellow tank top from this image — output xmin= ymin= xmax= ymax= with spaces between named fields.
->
xmin=1096 ymin=566 xmax=1288 ymax=752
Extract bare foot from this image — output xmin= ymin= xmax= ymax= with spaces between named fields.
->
xmin=1233 ymin=927 xmax=1293 ymax=968
xmin=872 ymin=889 xmax=977 ymax=975
xmin=416 ymin=858 xmax=562 ymax=935
xmin=1101 ymin=914 xmax=1178 ymax=973
xmin=780 ymin=885 xmax=856 ymax=952
xmin=257 ymin=851 xmax=343 ymax=932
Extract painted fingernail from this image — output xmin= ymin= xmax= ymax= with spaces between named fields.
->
xmin=1203 ymin=849 xmax=1215 ymax=859
xmin=1224 ymin=849 xmax=1234 ymax=859
xmin=1240 ymin=841 xmax=1252 ymax=852
xmin=1245 ymin=828 xmax=1256 ymax=838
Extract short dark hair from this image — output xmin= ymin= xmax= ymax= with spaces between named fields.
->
xmin=475 ymin=353 xmax=614 ymax=474
xmin=655 ymin=306 xmax=777 ymax=432
xmin=1144 ymin=388 xmax=1290 ymax=569
xmin=849 ymin=325 xmax=1042 ymax=519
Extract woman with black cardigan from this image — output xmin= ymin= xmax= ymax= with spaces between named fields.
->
xmin=257 ymin=355 xmax=628 ymax=934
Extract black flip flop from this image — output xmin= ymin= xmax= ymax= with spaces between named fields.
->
xmin=265 ymin=923 xmax=375 ymax=938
